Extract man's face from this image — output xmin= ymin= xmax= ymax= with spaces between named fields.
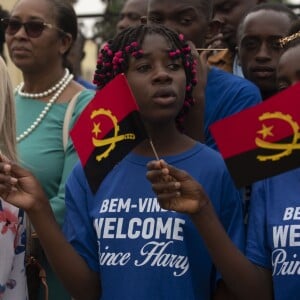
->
xmin=238 ymin=10 xmax=292 ymax=98
xmin=116 ymin=0 xmax=148 ymax=33
xmin=212 ymin=0 xmax=260 ymax=49
xmin=147 ymin=0 xmax=209 ymax=48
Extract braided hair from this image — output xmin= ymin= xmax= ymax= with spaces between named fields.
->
xmin=94 ymin=24 xmax=197 ymax=132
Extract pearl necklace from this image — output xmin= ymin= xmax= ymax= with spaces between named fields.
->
xmin=16 ymin=68 xmax=70 ymax=99
xmin=16 ymin=73 xmax=74 ymax=143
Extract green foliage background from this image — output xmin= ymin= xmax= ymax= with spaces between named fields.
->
xmin=94 ymin=0 xmax=125 ymax=42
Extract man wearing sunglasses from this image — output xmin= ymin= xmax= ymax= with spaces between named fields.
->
xmin=1 ymin=1 xmax=95 ymax=300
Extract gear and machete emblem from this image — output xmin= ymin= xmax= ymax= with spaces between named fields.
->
xmin=255 ymin=112 xmax=300 ymax=161
xmin=91 ymin=108 xmax=136 ymax=161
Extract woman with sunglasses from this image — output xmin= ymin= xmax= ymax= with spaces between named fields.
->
xmin=1 ymin=0 xmax=94 ymax=299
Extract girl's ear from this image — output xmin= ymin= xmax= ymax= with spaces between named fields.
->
xmin=59 ymin=33 xmax=73 ymax=55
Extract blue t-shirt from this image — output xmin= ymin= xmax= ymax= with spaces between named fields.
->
xmin=247 ymin=168 xmax=300 ymax=300
xmin=76 ymin=76 xmax=96 ymax=90
xmin=205 ymin=67 xmax=262 ymax=150
xmin=64 ymin=143 xmax=245 ymax=300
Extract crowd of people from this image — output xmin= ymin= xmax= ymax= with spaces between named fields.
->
xmin=0 ymin=0 xmax=299 ymax=299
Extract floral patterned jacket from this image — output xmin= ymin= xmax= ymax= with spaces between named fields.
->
xmin=0 ymin=199 xmax=27 ymax=299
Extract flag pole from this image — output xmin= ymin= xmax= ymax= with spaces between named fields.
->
xmin=196 ymin=48 xmax=228 ymax=51
xmin=149 ymin=139 xmax=177 ymax=183
xmin=149 ymin=139 xmax=160 ymax=161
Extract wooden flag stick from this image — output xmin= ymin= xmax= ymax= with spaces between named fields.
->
xmin=149 ymin=139 xmax=177 ymax=183
xmin=149 ymin=139 xmax=160 ymax=161
xmin=196 ymin=48 xmax=228 ymax=51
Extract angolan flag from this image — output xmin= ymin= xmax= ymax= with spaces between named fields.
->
xmin=210 ymin=82 xmax=300 ymax=187
xmin=70 ymin=74 xmax=148 ymax=194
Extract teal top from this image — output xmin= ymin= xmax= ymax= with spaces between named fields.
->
xmin=16 ymin=89 xmax=95 ymax=226
xmin=16 ymin=88 xmax=95 ymax=300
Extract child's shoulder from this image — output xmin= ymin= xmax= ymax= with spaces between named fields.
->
xmin=178 ymin=142 xmax=228 ymax=174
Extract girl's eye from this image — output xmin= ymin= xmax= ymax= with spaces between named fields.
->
xmin=168 ymin=63 xmax=181 ymax=71
xmin=136 ymin=64 xmax=151 ymax=72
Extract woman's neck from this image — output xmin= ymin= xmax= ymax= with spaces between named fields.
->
xmin=21 ymin=66 xmax=66 ymax=94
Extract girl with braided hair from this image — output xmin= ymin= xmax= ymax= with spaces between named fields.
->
xmin=94 ymin=25 xmax=196 ymax=132
xmin=0 ymin=24 xmax=244 ymax=300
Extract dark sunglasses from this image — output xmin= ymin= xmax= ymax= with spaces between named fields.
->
xmin=0 ymin=18 xmax=65 ymax=38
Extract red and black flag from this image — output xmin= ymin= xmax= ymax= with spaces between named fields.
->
xmin=210 ymin=82 xmax=300 ymax=188
xmin=70 ymin=74 xmax=148 ymax=194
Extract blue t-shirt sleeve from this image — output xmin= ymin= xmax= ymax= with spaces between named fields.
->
xmin=220 ymin=174 xmax=245 ymax=253
xmin=63 ymin=163 xmax=100 ymax=273
xmin=199 ymin=149 xmax=245 ymax=283
xmin=212 ymin=165 xmax=246 ymax=285
xmin=194 ymin=146 xmax=245 ymax=253
xmin=246 ymin=180 xmax=271 ymax=269
xmin=230 ymin=81 xmax=262 ymax=113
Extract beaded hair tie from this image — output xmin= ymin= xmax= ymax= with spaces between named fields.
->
xmin=279 ymin=31 xmax=300 ymax=48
